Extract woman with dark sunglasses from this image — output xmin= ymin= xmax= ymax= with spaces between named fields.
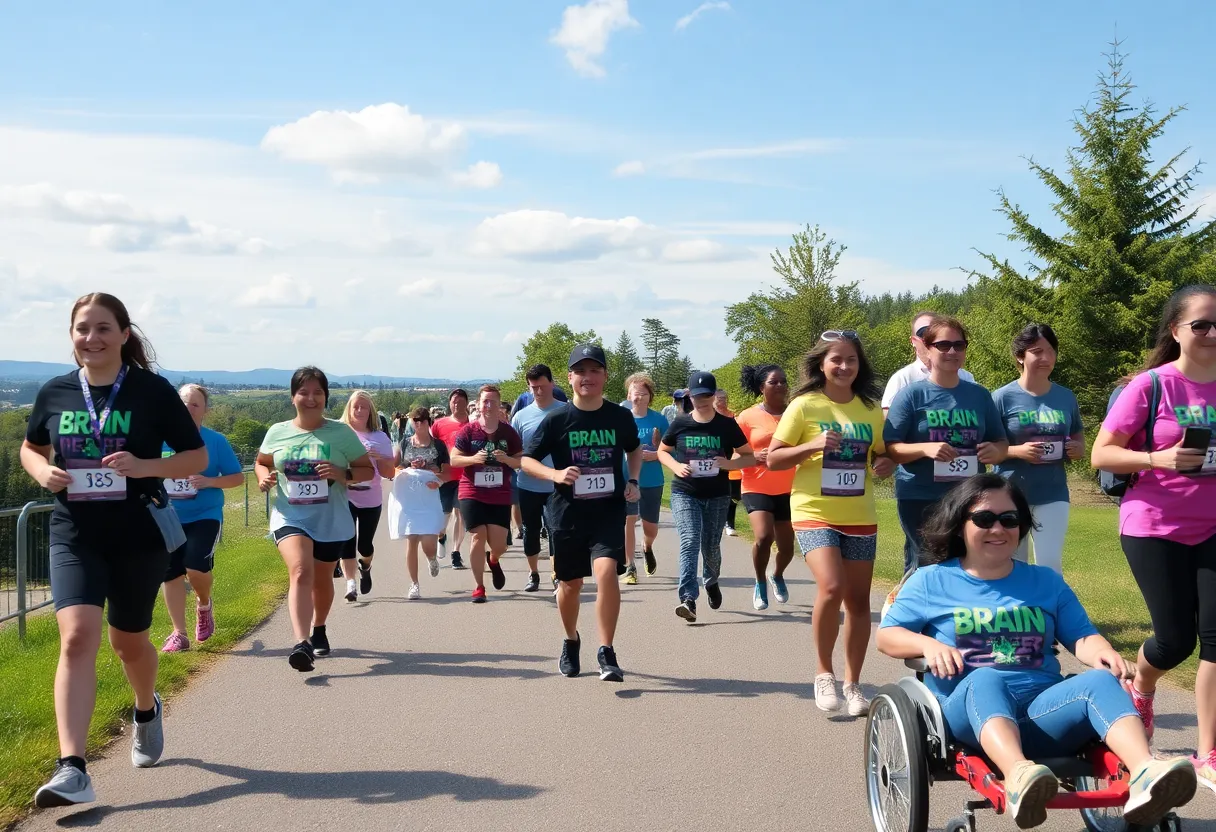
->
xmin=883 ymin=316 xmax=1007 ymax=573
xmin=880 ymin=474 xmax=1195 ymax=829
xmin=1092 ymin=284 xmax=1216 ymax=789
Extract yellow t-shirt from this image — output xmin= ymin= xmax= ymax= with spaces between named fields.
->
xmin=771 ymin=392 xmax=887 ymax=526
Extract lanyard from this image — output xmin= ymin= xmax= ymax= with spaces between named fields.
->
xmin=78 ymin=365 xmax=128 ymax=447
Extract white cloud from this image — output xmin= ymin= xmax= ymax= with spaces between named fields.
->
xmin=683 ymin=139 xmax=844 ymax=161
xmin=612 ymin=160 xmax=645 ymax=177
xmin=472 ymin=209 xmax=653 ymax=259
xmin=675 ymin=1 xmax=730 ymax=31
xmin=660 ymin=239 xmax=733 ymax=263
xmin=260 ymin=103 xmax=500 ymax=187
xmin=452 ymin=161 xmax=503 ymax=189
xmin=550 ymin=0 xmax=639 ymax=78
xmin=397 ymin=278 xmax=443 ymax=298
xmin=502 ymin=330 xmax=525 ymax=344
xmin=235 ymin=274 xmax=316 ymax=308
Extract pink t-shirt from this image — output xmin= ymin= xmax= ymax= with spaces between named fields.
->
xmin=1102 ymin=363 xmax=1216 ymax=544
xmin=347 ymin=430 xmax=395 ymax=509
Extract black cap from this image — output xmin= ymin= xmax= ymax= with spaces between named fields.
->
xmin=568 ymin=343 xmax=607 ymax=369
xmin=686 ymin=371 xmax=716 ymax=397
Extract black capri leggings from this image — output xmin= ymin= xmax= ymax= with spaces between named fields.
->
xmin=518 ymin=489 xmax=553 ymax=557
xmin=343 ymin=503 xmax=382 ymax=560
xmin=1122 ymin=532 xmax=1216 ymax=669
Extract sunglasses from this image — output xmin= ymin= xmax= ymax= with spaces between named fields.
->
xmin=929 ymin=340 xmax=969 ymax=353
xmin=914 ymin=325 xmax=930 ymax=339
xmin=821 ymin=329 xmax=859 ymax=342
xmin=411 ymin=417 xmax=427 ymax=423
xmin=967 ymin=510 xmax=1022 ymax=530
xmin=1182 ymin=319 xmax=1216 ymax=335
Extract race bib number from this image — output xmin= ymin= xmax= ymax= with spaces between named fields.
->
xmin=164 ymin=478 xmax=197 ymax=499
xmin=474 ymin=469 xmax=504 ymax=488
xmin=574 ymin=470 xmax=614 ymax=499
xmin=690 ymin=458 xmax=720 ymax=478
xmin=821 ymin=466 xmax=864 ymax=496
xmin=285 ymin=478 xmax=328 ymax=505
xmin=1201 ymin=445 xmax=1216 ymax=474
xmin=1034 ymin=436 xmax=1064 ymax=463
xmin=934 ymin=454 xmax=977 ymax=482
xmin=67 ymin=467 xmax=127 ymax=502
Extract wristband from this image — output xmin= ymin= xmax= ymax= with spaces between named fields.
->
xmin=628 ymin=478 xmax=638 ymax=485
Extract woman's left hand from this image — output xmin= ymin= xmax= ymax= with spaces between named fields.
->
xmin=187 ymin=475 xmax=210 ymax=489
xmin=314 ymin=461 xmax=345 ymax=482
xmin=872 ymin=457 xmax=896 ymax=479
xmin=1093 ymin=648 xmax=1131 ymax=679
xmin=101 ymin=451 xmax=148 ymax=478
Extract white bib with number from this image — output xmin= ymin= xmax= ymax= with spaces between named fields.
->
xmin=934 ymin=454 xmax=977 ymax=482
xmin=164 ymin=478 xmax=197 ymax=499
xmin=474 ymin=469 xmax=504 ymax=488
xmin=574 ymin=471 xmax=614 ymax=499
xmin=286 ymin=478 xmax=328 ymax=504
xmin=1203 ymin=446 xmax=1216 ymax=473
xmin=67 ymin=467 xmax=127 ymax=502
xmin=690 ymin=458 xmax=720 ymax=478
xmin=821 ymin=467 xmax=863 ymax=496
xmin=1036 ymin=439 xmax=1064 ymax=463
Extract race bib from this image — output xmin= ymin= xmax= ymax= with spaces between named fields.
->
xmin=285 ymin=478 xmax=328 ymax=505
xmin=574 ymin=470 xmax=614 ymax=499
xmin=1201 ymin=444 xmax=1216 ymax=474
xmin=934 ymin=454 xmax=977 ymax=482
xmin=690 ymin=458 xmax=720 ymax=478
xmin=1034 ymin=436 xmax=1064 ymax=463
xmin=821 ymin=466 xmax=864 ymax=496
xmin=474 ymin=469 xmax=504 ymax=488
xmin=164 ymin=478 xmax=197 ymax=499
xmin=67 ymin=467 xmax=126 ymax=502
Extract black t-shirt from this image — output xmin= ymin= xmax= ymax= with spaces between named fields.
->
xmin=26 ymin=366 xmax=204 ymax=548
xmin=524 ymin=401 xmax=640 ymax=531
xmin=662 ymin=412 xmax=748 ymax=499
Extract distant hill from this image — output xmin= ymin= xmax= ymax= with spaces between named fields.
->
xmin=0 ymin=361 xmax=488 ymax=388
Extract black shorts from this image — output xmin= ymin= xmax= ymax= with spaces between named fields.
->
xmin=459 ymin=499 xmax=511 ymax=531
xmin=164 ymin=519 xmax=222 ymax=581
xmin=741 ymin=492 xmax=792 ymax=522
xmin=271 ymin=526 xmax=347 ymax=563
xmin=625 ymin=485 xmax=663 ymax=524
xmin=51 ymin=541 xmax=170 ymax=633
xmin=439 ymin=481 xmax=459 ymax=514
xmin=551 ymin=523 xmax=626 ymax=582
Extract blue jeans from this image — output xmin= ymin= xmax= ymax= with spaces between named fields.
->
xmin=939 ymin=668 xmax=1139 ymax=759
xmin=896 ymin=499 xmax=937 ymax=573
xmin=670 ymin=492 xmax=730 ymax=602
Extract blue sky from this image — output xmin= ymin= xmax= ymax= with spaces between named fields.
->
xmin=2 ymin=1 xmax=1213 ymax=378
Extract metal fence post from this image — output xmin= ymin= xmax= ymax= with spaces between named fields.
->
xmin=15 ymin=500 xmax=37 ymax=642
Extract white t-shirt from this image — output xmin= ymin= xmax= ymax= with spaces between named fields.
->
xmin=881 ymin=361 xmax=976 ymax=409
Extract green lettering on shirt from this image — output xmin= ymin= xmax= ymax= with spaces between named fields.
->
xmin=1175 ymin=405 xmax=1216 ymax=427
xmin=684 ymin=435 xmax=721 ymax=450
xmin=926 ymin=410 xmax=978 ymax=428
xmin=1018 ymin=409 xmax=1066 ymax=427
xmin=951 ymin=605 xmax=1048 ymax=636
xmin=816 ymin=421 xmax=873 ymax=441
xmin=58 ymin=410 xmax=132 ymax=435
xmin=953 ymin=608 xmax=974 ymax=635
xmin=569 ymin=429 xmax=617 ymax=448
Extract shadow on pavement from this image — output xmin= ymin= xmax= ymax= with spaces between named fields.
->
xmin=302 ymin=650 xmax=554 ymax=686
xmin=614 ymin=671 xmax=880 ymax=704
xmin=55 ymin=759 xmax=543 ymax=826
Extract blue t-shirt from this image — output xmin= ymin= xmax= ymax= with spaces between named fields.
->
xmin=883 ymin=379 xmax=1005 ymax=501
xmin=624 ymin=408 xmax=669 ymax=489
xmin=990 ymin=381 xmax=1084 ymax=505
xmin=511 ymin=400 xmax=568 ymax=493
xmin=879 ymin=559 xmax=1098 ymax=699
xmin=163 ymin=427 xmax=243 ymax=524
xmin=510 ymin=386 xmax=568 ymax=418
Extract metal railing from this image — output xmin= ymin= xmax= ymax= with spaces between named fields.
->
xmin=0 ymin=500 xmax=55 ymax=640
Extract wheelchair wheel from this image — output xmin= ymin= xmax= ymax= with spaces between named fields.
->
xmin=865 ymin=684 xmax=930 ymax=832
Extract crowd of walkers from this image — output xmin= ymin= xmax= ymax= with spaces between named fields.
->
xmin=17 ymin=287 xmax=1216 ymax=825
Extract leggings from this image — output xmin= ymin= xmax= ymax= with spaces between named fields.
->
xmin=726 ymin=479 xmax=741 ymax=530
xmin=343 ymin=503 xmax=383 ymax=560
xmin=1122 ymin=531 xmax=1216 ymax=669
xmin=1015 ymin=501 xmax=1070 ymax=575
xmin=517 ymin=488 xmax=553 ymax=558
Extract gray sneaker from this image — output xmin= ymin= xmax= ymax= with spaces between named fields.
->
xmin=34 ymin=762 xmax=96 ymax=808
xmin=131 ymin=693 xmax=164 ymax=768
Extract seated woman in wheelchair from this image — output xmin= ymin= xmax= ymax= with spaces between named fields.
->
xmin=877 ymin=474 xmax=1195 ymax=830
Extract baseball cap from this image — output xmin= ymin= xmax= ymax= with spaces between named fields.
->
xmin=673 ymin=389 xmax=685 ymax=399
xmin=568 ymin=342 xmax=607 ymax=369
xmin=686 ymin=371 xmax=716 ymax=397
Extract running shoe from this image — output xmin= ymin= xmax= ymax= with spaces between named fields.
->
xmin=438 ymin=535 xmax=447 ymax=559
xmin=551 ymin=572 xmax=559 ymax=590
xmin=1004 ymin=761 xmax=1058 ymax=830
xmin=769 ymin=574 xmax=790 ymax=604
xmin=161 ymin=631 xmax=189 ymax=653
xmin=488 ymin=556 xmax=507 ymax=591
xmin=1191 ymin=750 xmax=1216 ymax=795
xmin=310 ymin=626 xmax=330 ymax=656
xmin=289 ymin=640 xmax=315 ymax=672
xmin=451 ymin=552 xmax=466 ymax=570
xmin=616 ymin=559 xmax=627 ymax=576
xmin=643 ymin=546 xmax=657 ymax=576
xmin=1124 ymin=756 xmax=1197 ymax=827
xmin=1123 ymin=679 xmax=1155 ymax=740
xmin=195 ymin=603 xmax=215 ymax=643
xmin=843 ymin=682 xmax=869 ymax=717
xmin=524 ymin=572 xmax=540 ymax=593
xmin=471 ymin=586 xmax=487 ymax=604
xmin=559 ymin=633 xmax=581 ymax=677
xmin=428 ymin=556 xmax=440 ymax=578
xmin=333 ymin=563 xmax=342 ymax=579
xmin=752 ymin=580 xmax=769 ymax=610
xmin=676 ymin=599 xmax=697 ymax=623
xmin=624 ymin=564 xmax=638 ymax=585
xmin=130 ymin=693 xmax=164 ymax=768
xmin=407 ymin=582 xmax=421 ymax=600
xmin=706 ymin=582 xmax=723 ymax=610
xmin=724 ymin=526 xmax=738 ymax=537
xmin=597 ymin=646 xmax=623 ymax=682
xmin=344 ymin=579 xmax=358 ymax=603
xmin=359 ymin=561 xmax=373 ymax=595
xmin=814 ymin=673 xmax=840 ymax=712
xmin=34 ymin=761 xmax=95 ymax=808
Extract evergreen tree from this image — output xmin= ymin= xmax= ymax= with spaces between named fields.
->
xmin=640 ymin=318 xmax=680 ymax=391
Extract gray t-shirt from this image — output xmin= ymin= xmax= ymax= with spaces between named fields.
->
xmin=989 ymin=381 xmax=1083 ymax=505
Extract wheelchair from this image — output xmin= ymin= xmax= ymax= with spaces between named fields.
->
xmin=864 ymin=658 xmax=1184 ymax=832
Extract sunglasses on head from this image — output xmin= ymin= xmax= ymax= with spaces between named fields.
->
xmin=914 ymin=325 xmax=930 ymax=339
xmin=967 ymin=510 xmax=1022 ymax=530
xmin=1182 ymin=319 xmax=1216 ymax=335
xmin=929 ymin=339 xmax=969 ymax=353
xmin=821 ymin=329 xmax=859 ymax=342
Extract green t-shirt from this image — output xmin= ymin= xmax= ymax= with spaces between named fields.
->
xmin=259 ymin=418 xmax=368 ymax=542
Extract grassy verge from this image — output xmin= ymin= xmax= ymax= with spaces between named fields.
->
xmin=0 ymin=480 xmax=282 ymax=828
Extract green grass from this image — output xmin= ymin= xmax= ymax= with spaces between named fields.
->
xmin=0 ymin=482 xmax=283 ymax=828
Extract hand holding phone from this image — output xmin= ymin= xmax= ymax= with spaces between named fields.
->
xmin=1181 ymin=426 xmax=1213 ymax=474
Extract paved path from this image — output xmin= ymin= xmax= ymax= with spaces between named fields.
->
xmin=19 ymin=510 xmax=1216 ymax=832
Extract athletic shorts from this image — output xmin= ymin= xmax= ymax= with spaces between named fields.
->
xmin=459 ymin=499 xmax=511 ymax=531
xmin=551 ymin=523 xmax=626 ymax=582
xmin=439 ymin=481 xmax=459 ymax=514
xmin=795 ymin=527 xmax=877 ymax=562
xmin=625 ymin=485 xmax=663 ymax=524
xmin=164 ymin=518 xmax=222 ymax=581
xmin=741 ymin=492 xmax=792 ymax=523
xmin=50 ymin=541 xmax=170 ymax=633
xmin=271 ymin=526 xmax=347 ymax=563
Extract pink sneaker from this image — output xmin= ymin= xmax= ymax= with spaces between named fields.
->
xmin=1123 ymin=679 xmax=1155 ymax=741
xmin=161 ymin=631 xmax=189 ymax=653
xmin=196 ymin=603 xmax=215 ymax=643
xmin=1193 ymin=750 xmax=1216 ymax=795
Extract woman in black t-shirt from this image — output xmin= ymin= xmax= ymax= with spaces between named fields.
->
xmin=21 ymin=293 xmax=206 ymax=809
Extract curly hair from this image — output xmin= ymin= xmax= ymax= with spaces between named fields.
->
xmin=919 ymin=474 xmax=1037 ymax=566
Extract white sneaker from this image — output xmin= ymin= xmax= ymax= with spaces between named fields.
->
xmin=428 ymin=556 xmax=440 ymax=578
xmin=407 ymin=583 xmax=421 ymax=600
xmin=814 ymin=673 xmax=840 ymax=712
xmin=843 ymin=682 xmax=869 ymax=717
xmin=724 ymin=527 xmax=738 ymax=537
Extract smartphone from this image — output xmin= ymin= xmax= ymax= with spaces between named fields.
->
xmin=1181 ymin=426 xmax=1211 ymax=473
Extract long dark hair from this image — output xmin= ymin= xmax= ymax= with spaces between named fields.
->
xmin=1138 ymin=284 xmax=1216 ymax=374
xmin=740 ymin=364 xmax=782 ymax=397
xmin=790 ymin=335 xmax=882 ymax=408
xmin=70 ymin=292 xmax=156 ymax=371
xmin=291 ymin=366 xmax=330 ymax=405
xmin=920 ymin=474 xmax=1037 ymax=566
